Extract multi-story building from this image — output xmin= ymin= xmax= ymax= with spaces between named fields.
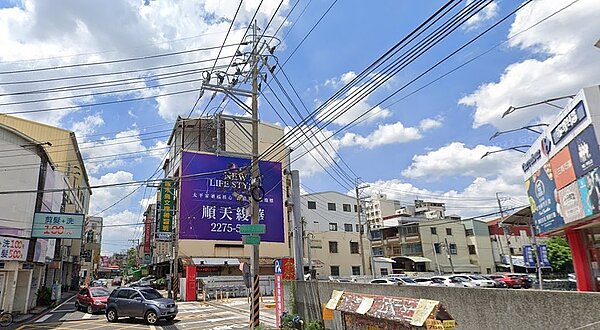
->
xmin=0 ymin=114 xmax=91 ymax=292
xmin=81 ymin=217 xmax=103 ymax=283
xmin=370 ymin=200 xmax=492 ymax=274
xmin=365 ymin=194 xmax=403 ymax=229
xmin=162 ymin=115 xmax=290 ymax=277
xmin=301 ymin=191 xmax=374 ymax=278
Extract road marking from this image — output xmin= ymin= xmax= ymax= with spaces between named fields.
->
xmin=51 ymin=295 xmax=76 ymax=313
xmin=82 ymin=313 xmax=93 ymax=319
xmin=34 ymin=314 xmax=52 ymax=323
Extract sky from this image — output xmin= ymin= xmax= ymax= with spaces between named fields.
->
xmin=0 ymin=0 xmax=599 ymax=255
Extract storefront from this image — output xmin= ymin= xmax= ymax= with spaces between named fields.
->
xmin=522 ymin=85 xmax=600 ymax=291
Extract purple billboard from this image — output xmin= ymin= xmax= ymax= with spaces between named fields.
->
xmin=179 ymin=151 xmax=284 ymax=242
xmin=568 ymin=125 xmax=600 ymax=178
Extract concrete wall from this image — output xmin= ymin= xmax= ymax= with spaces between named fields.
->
xmin=296 ymin=281 xmax=600 ymax=330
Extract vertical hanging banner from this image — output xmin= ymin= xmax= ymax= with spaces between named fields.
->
xmin=523 ymin=245 xmax=535 ymax=268
xmin=274 ymin=259 xmax=283 ymax=328
xmin=537 ymin=244 xmax=551 ymax=268
xmin=159 ymin=179 xmax=175 ymax=234
xmin=144 ymin=213 xmax=152 ymax=254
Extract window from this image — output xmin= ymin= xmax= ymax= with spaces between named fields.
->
xmin=327 ymin=203 xmax=336 ymax=211
xmin=354 ymin=205 xmax=358 ymax=212
xmin=465 ymin=229 xmax=474 ymax=236
xmin=343 ymin=204 xmax=352 ymax=212
xmin=307 ymin=201 xmax=317 ymax=209
xmin=380 ymin=268 xmax=389 ymax=276
xmin=330 ymin=266 xmax=340 ymax=276
xmin=430 ymin=227 xmax=437 ymax=235
xmin=356 ymin=224 xmax=364 ymax=233
xmin=404 ymin=243 xmax=422 ymax=255
xmin=446 ymin=228 xmax=452 ymax=236
xmin=405 ymin=226 xmax=418 ymax=236
xmin=329 ymin=241 xmax=338 ymax=253
xmin=344 ymin=224 xmax=353 ymax=232
xmin=117 ymin=289 xmax=134 ymax=299
xmin=434 ymin=243 xmax=441 ymax=254
xmin=350 ymin=242 xmax=359 ymax=254
xmin=370 ymin=230 xmax=381 ymax=240
xmin=510 ymin=247 xmax=515 ymax=255
xmin=329 ymin=223 xmax=338 ymax=231
xmin=352 ymin=266 xmax=361 ymax=275
xmin=468 ymin=245 xmax=477 ymax=255
xmin=372 ymin=247 xmax=384 ymax=256
xmin=449 ymin=243 xmax=457 ymax=254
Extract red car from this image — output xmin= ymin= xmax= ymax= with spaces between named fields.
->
xmin=75 ymin=287 xmax=110 ymax=314
xmin=489 ymin=274 xmax=522 ymax=288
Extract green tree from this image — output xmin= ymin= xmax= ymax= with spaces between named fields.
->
xmin=127 ymin=248 xmax=139 ymax=268
xmin=546 ymin=236 xmax=573 ymax=273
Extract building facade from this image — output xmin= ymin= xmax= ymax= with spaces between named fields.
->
xmin=301 ymin=191 xmax=372 ymax=278
xmin=160 ymin=115 xmax=290 ymax=277
xmin=81 ymin=216 xmax=103 ymax=283
xmin=521 ymin=86 xmax=600 ymax=291
xmin=365 ymin=194 xmax=403 ymax=229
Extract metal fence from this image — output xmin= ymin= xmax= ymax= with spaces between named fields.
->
xmin=198 ymin=275 xmax=275 ymax=300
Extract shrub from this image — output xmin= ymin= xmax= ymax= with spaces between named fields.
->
xmin=36 ymin=287 xmax=52 ymax=306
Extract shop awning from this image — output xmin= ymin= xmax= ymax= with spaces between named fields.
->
xmin=191 ymin=257 xmax=240 ymax=266
xmin=373 ymin=257 xmax=395 ymax=264
xmin=395 ymin=256 xmax=432 ymax=263
xmin=303 ymin=258 xmax=325 ymax=268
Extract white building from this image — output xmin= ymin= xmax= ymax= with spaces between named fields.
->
xmin=301 ymin=191 xmax=376 ymax=278
xmin=81 ymin=216 xmax=103 ymax=283
xmin=365 ymin=194 xmax=403 ymax=229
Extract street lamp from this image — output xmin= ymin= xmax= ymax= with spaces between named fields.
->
xmin=489 ymin=124 xmax=548 ymax=140
xmin=502 ymin=95 xmax=575 ymax=118
xmin=480 ymin=146 xmax=530 ymax=159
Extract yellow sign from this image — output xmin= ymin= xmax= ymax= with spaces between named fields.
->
xmin=325 ymin=290 xmax=344 ymax=310
xmin=323 ymin=305 xmax=333 ymax=321
xmin=443 ymin=320 xmax=456 ymax=330
xmin=425 ymin=319 xmax=445 ymax=330
xmin=411 ymin=299 xmax=439 ymax=326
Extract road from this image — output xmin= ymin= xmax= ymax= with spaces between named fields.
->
xmin=16 ymin=294 xmax=278 ymax=330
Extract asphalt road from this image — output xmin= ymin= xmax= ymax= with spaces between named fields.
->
xmin=16 ymin=291 xmax=278 ymax=330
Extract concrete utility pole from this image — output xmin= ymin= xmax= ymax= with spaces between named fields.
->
xmin=529 ymin=222 xmax=543 ymax=289
xmin=497 ymin=193 xmax=515 ymax=273
xmin=444 ymin=238 xmax=455 ymax=274
xmin=291 ymin=170 xmax=304 ymax=281
xmin=249 ymin=22 xmax=261 ymax=329
xmin=355 ymin=179 xmax=370 ymax=276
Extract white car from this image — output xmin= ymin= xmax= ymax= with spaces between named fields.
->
xmin=370 ymin=278 xmax=399 ymax=285
xmin=387 ymin=276 xmax=418 ymax=285
xmin=413 ymin=277 xmax=445 ymax=286
xmin=430 ymin=275 xmax=475 ymax=288
xmin=458 ymin=274 xmax=496 ymax=288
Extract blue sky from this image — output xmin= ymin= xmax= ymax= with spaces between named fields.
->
xmin=0 ymin=0 xmax=598 ymax=254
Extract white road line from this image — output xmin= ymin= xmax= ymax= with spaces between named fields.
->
xmin=34 ymin=314 xmax=52 ymax=323
xmin=179 ymin=315 xmax=245 ymax=326
xmin=51 ymin=295 xmax=76 ymax=313
xmin=82 ymin=313 xmax=93 ymax=319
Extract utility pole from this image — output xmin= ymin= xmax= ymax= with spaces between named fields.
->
xmin=497 ymin=193 xmax=515 ymax=273
xmin=444 ymin=238 xmax=455 ymax=274
xmin=355 ymin=179 xmax=370 ymax=276
xmin=431 ymin=241 xmax=441 ymax=275
xmin=249 ymin=22 xmax=261 ymax=329
xmin=529 ymin=222 xmax=543 ymax=289
xmin=291 ymin=170 xmax=304 ymax=281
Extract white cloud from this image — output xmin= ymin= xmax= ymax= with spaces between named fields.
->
xmin=464 ymin=1 xmax=499 ymax=30
xmin=89 ymin=171 xmax=136 ymax=214
xmin=339 ymin=121 xmax=422 ymax=149
xmin=401 ymin=142 xmax=522 ymax=180
xmin=0 ymin=0 xmax=291 ymax=125
xmin=100 ymin=209 xmax=142 ymax=255
xmin=460 ymin=0 xmax=600 ymax=129
xmin=361 ymin=177 xmax=527 ymax=218
xmin=418 ymin=117 xmax=443 ymax=131
xmin=70 ymin=114 xmax=105 ymax=140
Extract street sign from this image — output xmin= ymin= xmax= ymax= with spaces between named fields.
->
xmin=239 ymin=224 xmax=266 ymax=235
xmin=242 ymin=235 xmax=261 ymax=245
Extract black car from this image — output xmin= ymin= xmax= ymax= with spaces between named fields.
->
xmin=106 ymin=287 xmax=177 ymax=325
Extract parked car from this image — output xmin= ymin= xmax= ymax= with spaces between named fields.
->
xmin=447 ymin=275 xmax=478 ymax=288
xmin=129 ymin=276 xmax=155 ymax=287
xmin=430 ymin=275 xmax=475 ymax=288
xmin=112 ymin=277 xmax=122 ymax=286
xmin=489 ymin=274 xmax=522 ymax=288
xmin=76 ymin=287 xmax=110 ymax=314
xmin=90 ymin=280 xmax=107 ymax=288
xmin=508 ymin=273 xmax=532 ymax=289
xmin=458 ymin=274 xmax=496 ymax=288
xmin=413 ymin=277 xmax=445 ymax=286
xmin=106 ymin=287 xmax=177 ymax=325
xmin=482 ymin=275 xmax=508 ymax=288
xmin=386 ymin=276 xmax=418 ymax=285
xmin=370 ymin=278 xmax=400 ymax=285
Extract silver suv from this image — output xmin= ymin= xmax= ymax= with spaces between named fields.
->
xmin=106 ymin=287 xmax=177 ymax=325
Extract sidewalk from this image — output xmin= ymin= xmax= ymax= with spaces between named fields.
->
xmin=10 ymin=290 xmax=77 ymax=328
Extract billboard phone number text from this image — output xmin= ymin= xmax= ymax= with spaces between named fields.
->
xmin=210 ymin=223 xmax=241 ymax=233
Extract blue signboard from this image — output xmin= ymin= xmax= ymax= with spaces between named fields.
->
xmin=179 ymin=152 xmax=284 ymax=242
xmin=526 ymin=163 xmax=565 ymax=234
xmin=274 ymin=259 xmax=282 ymax=275
xmin=568 ymin=125 xmax=600 ymax=178
xmin=523 ymin=245 xmax=536 ymax=268
xmin=537 ymin=244 xmax=551 ymax=268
